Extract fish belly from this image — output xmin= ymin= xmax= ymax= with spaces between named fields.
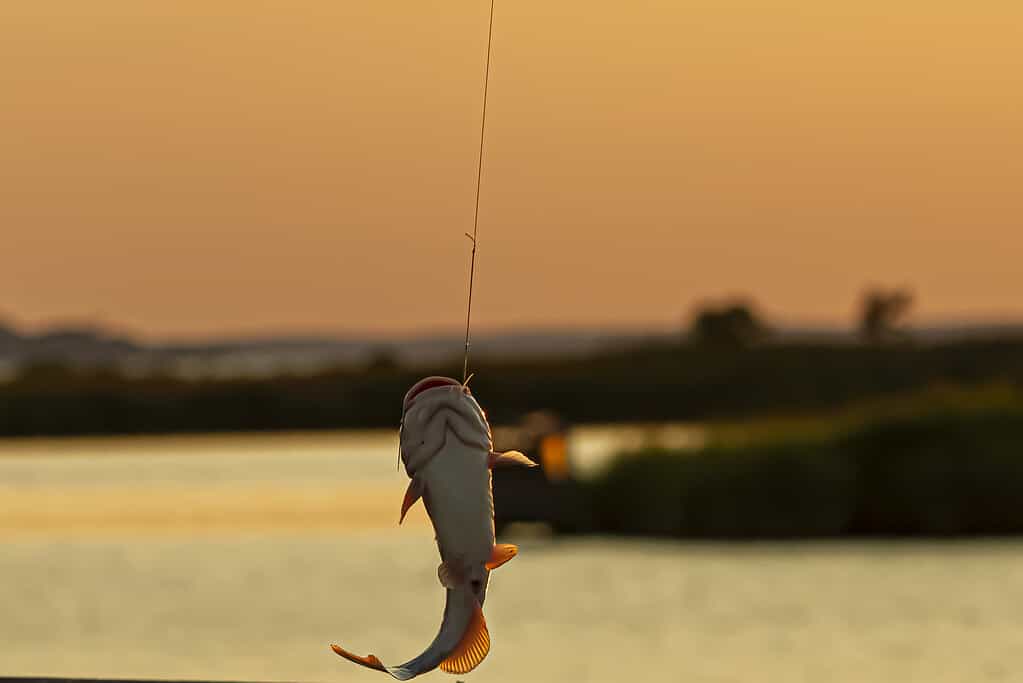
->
xmin=421 ymin=440 xmax=495 ymax=568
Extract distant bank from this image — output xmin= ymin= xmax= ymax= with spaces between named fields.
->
xmin=0 ymin=333 xmax=1022 ymax=438
xmin=585 ymin=384 xmax=1023 ymax=537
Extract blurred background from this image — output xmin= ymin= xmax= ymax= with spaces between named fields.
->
xmin=3 ymin=2 xmax=1023 ymax=681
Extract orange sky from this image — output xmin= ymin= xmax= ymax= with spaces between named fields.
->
xmin=3 ymin=1 xmax=1021 ymax=339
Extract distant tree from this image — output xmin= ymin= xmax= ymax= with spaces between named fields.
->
xmin=688 ymin=299 xmax=770 ymax=348
xmin=14 ymin=361 xmax=79 ymax=388
xmin=0 ymin=320 xmax=19 ymax=354
xmin=859 ymin=287 xmax=914 ymax=343
xmin=365 ymin=346 xmax=400 ymax=372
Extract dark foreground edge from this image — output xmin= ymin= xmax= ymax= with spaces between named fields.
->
xmin=0 ymin=678 xmax=301 ymax=683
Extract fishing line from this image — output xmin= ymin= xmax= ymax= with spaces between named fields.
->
xmin=462 ymin=0 xmax=496 ymax=384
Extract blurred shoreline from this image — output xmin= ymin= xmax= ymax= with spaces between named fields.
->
xmin=3 ymin=334 xmax=1023 ymax=438
xmin=5 ymin=386 xmax=1023 ymax=539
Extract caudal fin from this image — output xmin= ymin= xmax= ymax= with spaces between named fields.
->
xmin=329 ymin=645 xmax=387 ymax=673
xmin=439 ymin=599 xmax=490 ymax=674
xmin=331 ymin=588 xmax=485 ymax=680
xmin=329 ymin=643 xmax=419 ymax=681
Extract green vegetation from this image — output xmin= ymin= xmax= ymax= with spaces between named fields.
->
xmin=587 ymin=385 xmax=1023 ymax=537
xmin=1 ymin=337 xmax=1022 ymax=436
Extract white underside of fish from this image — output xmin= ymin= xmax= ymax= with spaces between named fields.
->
xmin=331 ymin=379 xmax=535 ymax=679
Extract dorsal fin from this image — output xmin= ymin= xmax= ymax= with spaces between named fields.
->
xmin=439 ymin=600 xmax=490 ymax=675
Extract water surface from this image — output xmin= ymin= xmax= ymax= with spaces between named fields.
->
xmin=1 ymin=431 xmax=1019 ymax=682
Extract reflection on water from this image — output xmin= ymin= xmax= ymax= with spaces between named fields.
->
xmin=0 ymin=431 xmax=415 ymax=535
xmin=2 ymin=536 xmax=1022 ymax=682
xmin=0 ymin=426 xmax=702 ymax=534
xmin=1 ymin=431 xmax=1021 ymax=682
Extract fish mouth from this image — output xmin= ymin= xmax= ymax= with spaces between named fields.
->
xmin=402 ymin=376 xmax=463 ymax=411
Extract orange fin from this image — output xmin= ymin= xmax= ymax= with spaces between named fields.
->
xmin=330 ymin=644 xmax=386 ymax=673
xmin=439 ymin=600 xmax=490 ymax=675
xmin=485 ymin=544 xmax=518 ymax=570
xmin=488 ymin=450 xmax=538 ymax=468
xmin=399 ymin=478 xmax=423 ymax=525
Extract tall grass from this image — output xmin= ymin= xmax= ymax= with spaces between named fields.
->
xmin=587 ymin=385 xmax=1023 ymax=537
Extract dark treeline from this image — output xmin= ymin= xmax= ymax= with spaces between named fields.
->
xmin=1 ymin=336 xmax=1022 ymax=437
xmin=588 ymin=398 xmax=1023 ymax=537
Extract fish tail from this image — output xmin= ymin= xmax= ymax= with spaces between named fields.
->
xmin=331 ymin=587 xmax=489 ymax=680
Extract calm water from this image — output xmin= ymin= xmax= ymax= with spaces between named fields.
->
xmin=1 ymin=430 xmax=1022 ymax=682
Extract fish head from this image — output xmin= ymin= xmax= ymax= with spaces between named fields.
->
xmin=399 ymin=375 xmax=492 ymax=475
xmin=401 ymin=376 xmax=465 ymax=414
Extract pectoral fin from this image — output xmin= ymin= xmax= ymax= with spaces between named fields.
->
xmin=488 ymin=450 xmax=538 ymax=468
xmin=485 ymin=544 xmax=518 ymax=570
xmin=439 ymin=599 xmax=490 ymax=675
xmin=399 ymin=478 xmax=424 ymax=525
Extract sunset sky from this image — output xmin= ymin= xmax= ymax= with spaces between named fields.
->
xmin=3 ymin=1 xmax=1021 ymax=340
